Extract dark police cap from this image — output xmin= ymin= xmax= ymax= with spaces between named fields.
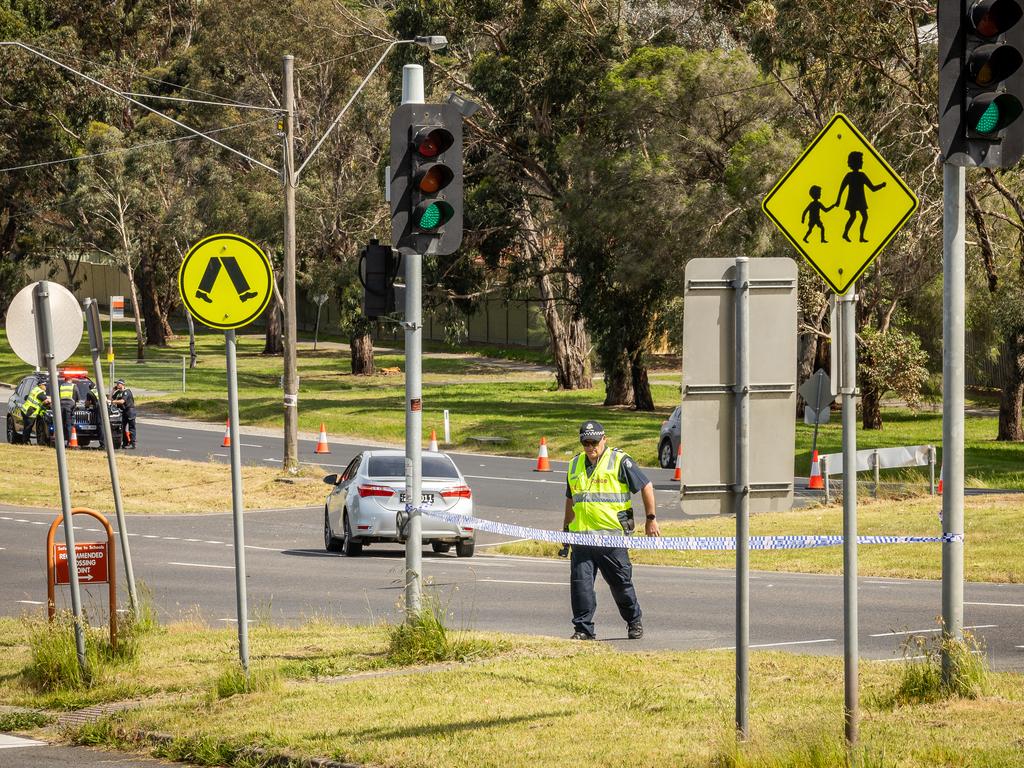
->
xmin=579 ymin=421 xmax=605 ymax=442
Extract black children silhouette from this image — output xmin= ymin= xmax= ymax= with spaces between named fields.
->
xmin=801 ymin=185 xmax=832 ymax=243
xmin=834 ymin=151 xmax=886 ymax=243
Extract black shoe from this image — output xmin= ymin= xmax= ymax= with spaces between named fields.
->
xmin=238 ymin=290 xmax=258 ymax=302
xmin=127 ymin=444 xmax=136 ymax=449
xmin=627 ymin=622 xmax=643 ymax=640
xmin=570 ymin=631 xmax=595 ymax=641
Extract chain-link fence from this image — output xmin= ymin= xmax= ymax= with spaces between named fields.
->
xmin=107 ymin=357 xmax=189 ymax=394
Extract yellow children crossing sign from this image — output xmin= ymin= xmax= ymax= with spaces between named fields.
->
xmin=762 ymin=114 xmax=919 ymax=295
xmin=178 ymin=234 xmax=274 ymax=330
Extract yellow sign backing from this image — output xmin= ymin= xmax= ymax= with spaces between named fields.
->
xmin=762 ymin=114 xmax=919 ymax=295
xmin=178 ymin=234 xmax=273 ymax=330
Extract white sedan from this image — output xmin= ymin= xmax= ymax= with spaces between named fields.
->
xmin=323 ymin=449 xmax=475 ymax=557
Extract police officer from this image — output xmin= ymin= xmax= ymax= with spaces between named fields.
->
xmin=58 ymin=377 xmax=76 ymax=444
xmin=563 ymin=420 xmax=659 ymax=641
xmin=20 ymin=378 xmax=51 ymax=443
xmin=111 ymin=379 xmax=136 ymax=449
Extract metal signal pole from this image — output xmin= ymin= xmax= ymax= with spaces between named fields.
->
xmin=282 ymin=54 xmax=299 ymax=471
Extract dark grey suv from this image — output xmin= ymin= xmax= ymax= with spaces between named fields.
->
xmin=658 ymin=405 xmax=681 ymax=468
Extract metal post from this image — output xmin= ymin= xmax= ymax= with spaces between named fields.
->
xmin=282 ymin=54 xmax=299 ymax=472
xmin=942 ymin=162 xmax=965 ymax=674
xmin=403 ymin=64 xmax=424 ymax=619
xmin=873 ymin=450 xmax=880 ymax=499
xmin=733 ymin=257 xmax=750 ymax=740
xmin=33 ymin=282 xmax=87 ymax=676
xmin=84 ymin=299 xmax=139 ymax=618
xmin=225 ymin=330 xmax=250 ymax=671
xmin=313 ymin=303 xmax=322 ymax=352
xmin=930 ymin=446 xmax=937 ymax=496
xmin=823 ymin=456 xmax=831 ymax=504
xmin=182 ymin=356 xmax=186 ymax=392
xmin=840 ymin=287 xmax=859 ymax=746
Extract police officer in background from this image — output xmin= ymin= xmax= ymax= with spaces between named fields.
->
xmin=20 ymin=378 xmax=51 ymax=443
xmin=563 ymin=420 xmax=660 ymax=641
xmin=58 ymin=377 xmax=76 ymax=445
xmin=111 ymin=379 xmax=137 ymax=449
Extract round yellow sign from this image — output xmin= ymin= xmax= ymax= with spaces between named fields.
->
xmin=178 ymin=234 xmax=274 ymax=330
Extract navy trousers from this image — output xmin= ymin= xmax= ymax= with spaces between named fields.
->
xmin=569 ymin=544 xmax=641 ymax=637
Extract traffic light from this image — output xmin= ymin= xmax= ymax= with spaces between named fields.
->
xmin=389 ymin=103 xmax=463 ymax=256
xmin=940 ymin=0 xmax=1024 ymax=167
xmin=360 ymin=239 xmax=399 ymax=319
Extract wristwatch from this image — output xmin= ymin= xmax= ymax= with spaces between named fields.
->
xmin=645 ymin=514 xmax=657 ymax=521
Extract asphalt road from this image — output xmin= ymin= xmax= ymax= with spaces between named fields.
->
xmin=2 ymin=502 xmax=1021 ymax=671
xmin=0 ymin=737 xmax=181 ymax=768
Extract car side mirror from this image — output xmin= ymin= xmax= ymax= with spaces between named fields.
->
xmin=323 ymin=473 xmax=338 ymax=486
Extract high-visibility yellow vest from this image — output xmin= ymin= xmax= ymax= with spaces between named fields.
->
xmin=21 ymin=385 xmax=48 ymax=417
xmin=59 ymin=382 xmax=75 ymax=401
xmin=567 ymin=448 xmax=632 ymax=533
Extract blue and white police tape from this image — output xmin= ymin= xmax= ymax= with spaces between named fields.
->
xmin=416 ymin=508 xmax=963 ymax=551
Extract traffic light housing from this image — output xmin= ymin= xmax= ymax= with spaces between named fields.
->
xmin=389 ymin=103 xmax=463 ymax=256
xmin=360 ymin=239 xmax=399 ymax=319
xmin=940 ymin=0 xmax=1024 ymax=167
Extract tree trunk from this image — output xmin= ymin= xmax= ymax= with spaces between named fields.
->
xmin=629 ymin=348 xmax=654 ymax=411
xmin=861 ymin=382 xmax=883 ymax=430
xmin=350 ymin=331 xmax=375 ymax=375
xmin=263 ymin=301 xmax=283 ymax=356
xmin=137 ymin=254 xmax=170 ymax=346
xmin=124 ymin=261 xmax=145 ymax=361
xmin=603 ymin=348 xmax=634 ymax=406
xmin=537 ymin=270 xmax=592 ymax=390
xmin=997 ymin=328 xmax=1024 ymax=441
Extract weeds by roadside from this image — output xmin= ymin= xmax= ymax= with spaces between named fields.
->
xmin=213 ymin=663 xmax=280 ymax=700
xmin=386 ymin=593 xmax=509 ymax=665
xmin=885 ymin=629 xmax=990 ymax=706
xmin=0 ymin=710 xmax=52 ymax=731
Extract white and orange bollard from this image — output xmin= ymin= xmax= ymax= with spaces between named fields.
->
xmin=534 ymin=437 xmax=551 ymax=472
xmin=315 ymin=423 xmax=330 ymax=454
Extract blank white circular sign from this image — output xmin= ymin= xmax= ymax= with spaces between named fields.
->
xmin=5 ymin=281 xmax=84 ymax=367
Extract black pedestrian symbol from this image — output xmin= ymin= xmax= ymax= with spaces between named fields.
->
xmin=801 ymin=185 xmax=833 ymax=243
xmin=195 ymin=255 xmax=259 ymax=304
xmin=833 ymin=151 xmax=886 ymax=243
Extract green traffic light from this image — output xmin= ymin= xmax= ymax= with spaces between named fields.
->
xmin=976 ymin=100 xmax=1001 ymax=133
xmin=418 ymin=204 xmax=442 ymax=229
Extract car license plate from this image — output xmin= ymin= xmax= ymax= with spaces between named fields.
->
xmin=400 ymin=492 xmax=435 ymax=506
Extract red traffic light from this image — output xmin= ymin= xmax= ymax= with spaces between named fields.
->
xmin=970 ymin=0 xmax=1023 ymax=38
xmin=413 ymin=127 xmax=454 ymax=159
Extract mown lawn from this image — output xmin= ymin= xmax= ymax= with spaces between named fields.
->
xmin=2 ymin=326 xmax=1023 ymax=487
xmin=0 ymin=617 xmax=1021 ymax=768
xmin=499 ymin=493 xmax=1024 ymax=583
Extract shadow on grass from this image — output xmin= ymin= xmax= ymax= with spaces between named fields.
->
xmin=351 ymin=710 xmax=571 ymax=741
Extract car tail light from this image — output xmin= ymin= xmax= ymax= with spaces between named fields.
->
xmin=440 ymin=485 xmax=472 ymax=499
xmin=357 ymin=484 xmax=395 ymax=498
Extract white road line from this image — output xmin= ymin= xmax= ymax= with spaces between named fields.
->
xmin=166 ymin=448 xmax=182 ymax=453
xmin=965 ymin=601 xmax=1024 ymax=608
xmin=1016 ymin=645 xmax=1024 ymax=649
xmin=241 ymin=443 xmax=262 ymax=448
xmin=213 ymin=453 xmax=228 ymax=457
xmin=30 ymin=520 xmax=45 ymax=525
xmin=263 ymin=458 xmax=279 ymax=463
xmin=870 ymin=624 xmax=997 ymax=638
xmin=204 ymin=540 xmax=222 ymax=545
xmin=709 ymin=638 xmax=836 ymax=651
xmin=479 ymin=578 xmax=568 ymax=586
xmin=163 ymin=536 xmax=180 ymax=540
xmin=0 ymin=735 xmax=45 ymax=749
xmin=184 ymin=538 xmax=202 ymax=542
xmin=866 ymin=581 xmax=905 ymax=585
xmin=877 ymin=655 xmax=927 ymax=663
xmin=16 ymin=600 xmax=44 ymax=605
xmin=218 ymin=617 xmax=254 ymax=623
xmin=142 ymin=535 xmax=159 ymax=539
xmin=167 ymin=561 xmax=233 ymax=570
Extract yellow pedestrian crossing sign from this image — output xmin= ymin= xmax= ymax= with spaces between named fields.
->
xmin=762 ymin=113 xmax=919 ymax=295
xmin=178 ymin=234 xmax=274 ymax=330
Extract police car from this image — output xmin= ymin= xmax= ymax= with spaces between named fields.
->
xmin=5 ymin=369 xmax=123 ymax=448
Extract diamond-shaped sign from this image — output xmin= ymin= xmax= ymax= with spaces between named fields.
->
xmin=762 ymin=113 xmax=919 ymax=295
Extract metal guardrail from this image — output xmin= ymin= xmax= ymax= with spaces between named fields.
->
xmin=820 ymin=445 xmax=937 ymax=502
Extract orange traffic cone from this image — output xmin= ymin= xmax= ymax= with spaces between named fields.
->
xmin=534 ymin=437 xmax=551 ymax=472
xmin=428 ymin=429 xmax=439 ymax=452
xmin=808 ymin=450 xmax=824 ymax=490
xmin=315 ymin=423 xmax=330 ymax=454
xmin=937 ymin=463 xmax=943 ymax=494
xmin=672 ymin=444 xmax=682 ymax=482
xmin=68 ymin=425 xmax=79 ymax=449
xmin=222 ymin=419 xmax=231 ymax=448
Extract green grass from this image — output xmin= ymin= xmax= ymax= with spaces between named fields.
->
xmin=3 ymin=326 xmax=1023 ymax=486
xmin=1 ymin=616 xmax=1021 ymax=768
xmin=498 ymin=493 xmax=1024 ymax=582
